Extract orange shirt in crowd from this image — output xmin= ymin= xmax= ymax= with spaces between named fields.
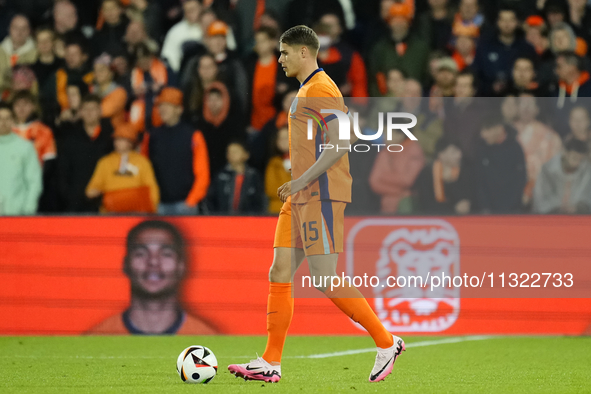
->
xmin=12 ymin=121 xmax=57 ymax=164
xmin=101 ymin=86 xmax=128 ymax=128
xmin=250 ymin=60 xmax=278 ymax=130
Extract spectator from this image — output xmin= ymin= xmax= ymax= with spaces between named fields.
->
xmin=93 ymin=0 xmax=130 ymax=57
xmin=86 ymin=123 xmax=159 ymax=213
xmin=244 ymin=26 xmax=286 ymax=134
xmin=549 ymin=23 xmax=578 ymax=56
xmin=128 ymin=43 xmax=175 ymax=133
xmin=31 ymin=28 xmax=62 ymax=91
xmin=413 ymin=137 xmax=474 ymax=214
xmin=368 ymin=2 xmax=430 ymax=95
xmin=126 ymin=0 xmax=163 ymax=42
xmin=197 ymin=83 xmax=244 ymax=176
xmin=554 ymin=51 xmax=591 ymax=107
xmin=42 ymin=38 xmax=93 ymax=118
xmin=450 ymin=22 xmax=479 ymax=72
xmin=5 ymin=65 xmax=38 ymax=102
xmin=473 ymin=7 xmax=536 ymax=96
xmin=429 ymin=57 xmax=458 ymax=115
xmin=92 ymin=53 xmax=128 ymax=128
xmin=265 ymin=127 xmax=290 ymax=214
xmin=523 ymin=16 xmax=555 ymax=90
xmin=0 ymin=15 xmax=38 ymax=94
xmin=443 ymin=70 xmax=484 ymax=162
xmin=161 ymin=0 xmax=204 ymax=73
xmin=199 ymin=21 xmax=248 ymax=117
xmin=505 ymin=57 xmax=544 ymax=96
xmin=400 ymin=79 xmax=443 ymax=160
xmin=567 ymin=0 xmax=591 ymax=45
xmin=0 ymin=103 xmax=42 ymax=215
xmin=249 ymin=90 xmax=297 ymax=173
xmin=417 ymin=0 xmax=454 ymax=51
xmin=315 ymin=13 xmax=368 ymax=100
xmin=183 ymin=53 xmax=219 ymax=119
xmin=56 ymin=81 xmax=88 ymax=127
xmin=524 ymin=15 xmax=550 ymax=56
xmin=544 ymin=0 xmax=569 ymax=29
xmin=369 ymin=129 xmax=425 ymax=214
xmin=454 ymin=0 xmax=484 ymax=30
xmin=143 ymin=87 xmax=210 ymax=215
xmin=513 ymin=95 xmax=562 ymax=205
xmin=52 ymin=1 xmax=81 ymax=37
xmin=12 ymin=90 xmax=57 ymax=165
xmin=475 ymin=115 xmax=527 ymax=213
xmin=234 ymin=0 xmax=291 ymax=53
xmin=123 ymin=19 xmax=160 ymax=56
xmin=56 ymin=94 xmax=114 ymax=212
xmin=533 ymin=139 xmax=591 ymax=213
xmin=207 ymin=141 xmax=265 ymax=214
xmin=565 ymin=106 xmax=591 ymax=156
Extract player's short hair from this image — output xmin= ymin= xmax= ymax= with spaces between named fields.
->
xmin=280 ymin=25 xmax=319 ymax=53
xmin=125 ymin=220 xmax=186 ymax=261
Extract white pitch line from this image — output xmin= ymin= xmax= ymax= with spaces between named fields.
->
xmin=287 ymin=335 xmax=494 ymax=359
xmin=0 ymin=336 xmax=494 ymax=360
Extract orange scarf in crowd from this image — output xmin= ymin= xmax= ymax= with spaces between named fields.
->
xmin=559 ymin=71 xmax=590 ymax=96
xmin=433 ymin=160 xmax=460 ymax=203
xmin=131 ymin=59 xmax=168 ymax=92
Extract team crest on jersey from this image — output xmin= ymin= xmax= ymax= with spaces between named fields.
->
xmin=346 ymin=219 xmax=460 ymax=332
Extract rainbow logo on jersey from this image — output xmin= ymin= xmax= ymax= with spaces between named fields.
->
xmin=303 ymin=107 xmax=328 ymax=140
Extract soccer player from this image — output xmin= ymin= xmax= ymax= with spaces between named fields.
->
xmin=228 ymin=25 xmax=405 ymax=383
xmin=87 ymin=220 xmax=217 ymax=335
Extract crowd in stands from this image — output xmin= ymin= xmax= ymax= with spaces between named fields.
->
xmin=1 ymin=0 xmax=591 ymax=216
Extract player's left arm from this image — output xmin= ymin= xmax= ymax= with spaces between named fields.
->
xmin=278 ymin=112 xmax=357 ymax=202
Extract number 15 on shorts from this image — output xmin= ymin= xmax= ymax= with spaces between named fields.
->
xmin=302 ymin=221 xmax=319 ymax=244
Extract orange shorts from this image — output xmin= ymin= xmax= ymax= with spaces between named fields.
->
xmin=273 ymin=197 xmax=346 ymax=256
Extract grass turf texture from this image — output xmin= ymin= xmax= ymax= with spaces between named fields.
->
xmin=0 ymin=336 xmax=590 ymax=393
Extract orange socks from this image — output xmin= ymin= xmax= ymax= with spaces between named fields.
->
xmin=325 ymin=284 xmax=394 ymax=349
xmin=262 ymin=282 xmax=294 ymax=364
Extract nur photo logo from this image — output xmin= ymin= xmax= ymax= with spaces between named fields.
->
xmin=305 ymin=109 xmax=418 ymax=152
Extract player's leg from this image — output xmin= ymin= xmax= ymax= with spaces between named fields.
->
xmin=262 ymin=246 xmax=305 ymax=365
xmin=228 ymin=201 xmax=305 ymax=383
xmin=305 ymin=201 xmax=405 ymax=382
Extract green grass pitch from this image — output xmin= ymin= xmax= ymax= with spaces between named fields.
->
xmin=1 ymin=336 xmax=590 ymax=393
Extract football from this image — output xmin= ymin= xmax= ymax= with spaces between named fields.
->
xmin=176 ymin=346 xmax=218 ymax=384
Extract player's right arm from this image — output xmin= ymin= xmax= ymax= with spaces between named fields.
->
xmin=278 ymin=113 xmax=355 ymax=202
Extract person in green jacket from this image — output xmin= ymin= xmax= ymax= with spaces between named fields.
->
xmin=368 ymin=1 xmax=430 ymax=96
xmin=0 ymin=102 xmax=42 ymax=215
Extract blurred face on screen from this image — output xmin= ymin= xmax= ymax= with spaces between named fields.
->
xmin=126 ymin=228 xmax=186 ymax=297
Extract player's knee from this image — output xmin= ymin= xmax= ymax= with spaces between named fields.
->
xmin=269 ymin=262 xmax=291 ymax=283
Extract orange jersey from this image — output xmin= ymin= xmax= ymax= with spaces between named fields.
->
xmin=289 ymin=68 xmax=352 ymax=203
